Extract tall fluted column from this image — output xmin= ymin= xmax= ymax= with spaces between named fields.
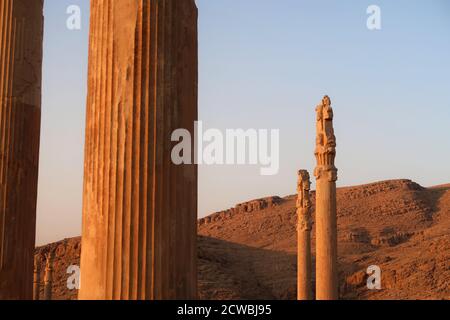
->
xmin=314 ymin=96 xmax=338 ymax=300
xmin=43 ymin=251 xmax=54 ymax=300
xmin=79 ymin=0 xmax=198 ymax=300
xmin=33 ymin=255 xmax=41 ymax=300
xmin=297 ymin=170 xmax=313 ymax=300
xmin=0 ymin=0 xmax=43 ymax=300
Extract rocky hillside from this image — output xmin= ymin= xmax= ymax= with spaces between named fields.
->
xmin=35 ymin=179 xmax=450 ymax=300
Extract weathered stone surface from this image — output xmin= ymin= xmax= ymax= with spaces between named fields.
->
xmin=0 ymin=0 xmax=43 ymax=300
xmin=314 ymin=96 xmax=338 ymax=300
xmin=235 ymin=197 xmax=282 ymax=214
xmin=198 ymin=197 xmax=283 ymax=227
xmin=79 ymin=0 xmax=198 ymax=300
xmin=35 ymin=237 xmax=81 ymax=300
xmin=296 ymin=170 xmax=312 ymax=300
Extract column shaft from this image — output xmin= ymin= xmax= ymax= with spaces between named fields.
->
xmin=43 ymin=251 xmax=54 ymax=300
xmin=0 ymin=0 xmax=43 ymax=300
xmin=297 ymin=229 xmax=312 ymax=299
xmin=79 ymin=0 xmax=198 ymax=300
xmin=315 ymin=178 xmax=338 ymax=299
xmin=33 ymin=255 xmax=40 ymax=300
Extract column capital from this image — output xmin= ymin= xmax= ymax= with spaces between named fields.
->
xmin=315 ymin=95 xmax=337 ymax=168
xmin=314 ymin=165 xmax=338 ymax=182
xmin=296 ymin=170 xmax=313 ymax=231
xmin=297 ymin=209 xmax=313 ymax=232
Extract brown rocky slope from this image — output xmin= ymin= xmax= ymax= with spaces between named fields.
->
xmin=35 ymin=179 xmax=450 ymax=300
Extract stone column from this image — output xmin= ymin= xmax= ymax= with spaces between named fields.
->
xmin=0 ymin=0 xmax=43 ymax=300
xmin=43 ymin=251 xmax=54 ymax=300
xmin=79 ymin=0 xmax=198 ymax=300
xmin=33 ymin=255 xmax=40 ymax=300
xmin=314 ymin=96 xmax=338 ymax=300
xmin=297 ymin=170 xmax=313 ymax=300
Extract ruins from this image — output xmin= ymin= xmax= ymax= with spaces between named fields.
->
xmin=297 ymin=170 xmax=313 ymax=300
xmin=33 ymin=255 xmax=41 ymax=300
xmin=0 ymin=0 xmax=343 ymax=302
xmin=0 ymin=0 xmax=43 ymax=300
xmin=78 ymin=0 xmax=198 ymax=300
xmin=43 ymin=250 xmax=55 ymax=300
xmin=314 ymin=96 xmax=338 ymax=300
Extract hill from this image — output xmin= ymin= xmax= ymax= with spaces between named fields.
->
xmin=35 ymin=179 xmax=450 ymax=300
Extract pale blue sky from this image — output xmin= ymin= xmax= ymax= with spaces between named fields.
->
xmin=37 ymin=0 xmax=450 ymax=245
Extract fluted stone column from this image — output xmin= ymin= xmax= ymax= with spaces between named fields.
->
xmin=297 ymin=170 xmax=313 ymax=300
xmin=314 ymin=96 xmax=338 ymax=300
xmin=43 ymin=251 xmax=54 ymax=300
xmin=33 ymin=255 xmax=41 ymax=300
xmin=79 ymin=0 xmax=198 ymax=300
xmin=0 ymin=0 xmax=43 ymax=300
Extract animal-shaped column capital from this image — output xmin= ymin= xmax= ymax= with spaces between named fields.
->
xmin=314 ymin=96 xmax=338 ymax=182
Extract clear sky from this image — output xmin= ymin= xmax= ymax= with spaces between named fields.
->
xmin=36 ymin=0 xmax=450 ymax=245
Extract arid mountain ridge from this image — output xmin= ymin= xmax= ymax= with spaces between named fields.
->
xmin=35 ymin=179 xmax=450 ymax=300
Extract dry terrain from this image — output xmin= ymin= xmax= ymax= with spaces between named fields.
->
xmin=35 ymin=179 xmax=450 ymax=300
